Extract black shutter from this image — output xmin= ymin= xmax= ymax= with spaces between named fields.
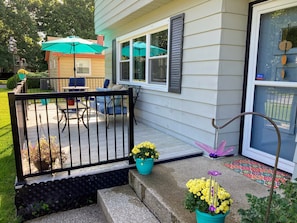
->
xmin=112 ymin=39 xmax=116 ymax=84
xmin=168 ymin=13 xmax=185 ymax=93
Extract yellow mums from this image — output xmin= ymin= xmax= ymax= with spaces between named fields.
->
xmin=185 ymin=176 xmax=233 ymax=215
xmin=17 ymin=68 xmax=29 ymax=74
xmin=130 ymin=141 xmax=159 ymax=160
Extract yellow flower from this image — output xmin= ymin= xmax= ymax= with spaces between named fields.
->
xmin=130 ymin=141 xmax=159 ymax=160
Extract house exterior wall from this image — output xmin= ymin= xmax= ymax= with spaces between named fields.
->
xmin=47 ymin=53 xmax=105 ymax=78
xmin=95 ymin=0 xmax=249 ymax=152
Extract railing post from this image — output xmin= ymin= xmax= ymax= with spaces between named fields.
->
xmin=8 ymin=91 xmax=25 ymax=185
xmin=128 ymin=88 xmax=135 ymax=164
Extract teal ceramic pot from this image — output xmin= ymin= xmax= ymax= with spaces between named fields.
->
xmin=135 ymin=158 xmax=154 ymax=175
xmin=18 ymin=73 xmax=26 ymax=80
xmin=41 ymin=99 xmax=49 ymax=105
xmin=195 ymin=209 xmax=229 ymax=223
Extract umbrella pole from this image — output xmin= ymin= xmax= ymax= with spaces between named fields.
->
xmin=73 ymin=43 xmax=76 ymax=86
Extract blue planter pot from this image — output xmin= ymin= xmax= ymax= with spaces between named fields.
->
xmin=18 ymin=73 xmax=26 ymax=80
xmin=135 ymin=158 xmax=154 ymax=175
xmin=41 ymin=99 xmax=49 ymax=105
xmin=195 ymin=210 xmax=228 ymax=223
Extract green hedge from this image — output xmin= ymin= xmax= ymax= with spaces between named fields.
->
xmin=6 ymin=72 xmax=49 ymax=89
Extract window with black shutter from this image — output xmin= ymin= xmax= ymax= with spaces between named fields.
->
xmin=113 ymin=13 xmax=184 ymax=93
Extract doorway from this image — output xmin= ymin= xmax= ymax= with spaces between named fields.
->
xmin=243 ymin=0 xmax=297 ymax=174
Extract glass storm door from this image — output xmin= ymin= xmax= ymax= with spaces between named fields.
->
xmin=243 ymin=1 xmax=297 ymax=174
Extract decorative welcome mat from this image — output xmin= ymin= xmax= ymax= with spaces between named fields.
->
xmin=224 ymin=158 xmax=292 ymax=188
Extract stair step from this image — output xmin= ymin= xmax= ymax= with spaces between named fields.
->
xmin=97 ymin=185 xmax=159 ymax=223
xmin=129 ymin=166 xmax=195 ymax=223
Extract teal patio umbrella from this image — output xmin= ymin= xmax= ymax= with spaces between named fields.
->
xmin=121 ymin=41 xmax=167 ymax=57
xmin=41 ymin=36 xmax=107 ymax=77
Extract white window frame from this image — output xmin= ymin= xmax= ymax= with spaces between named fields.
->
xmin=116 ymin=18 xmax=170 ymax=91
xmin=76 ymin=58 xmax=91 ymax=76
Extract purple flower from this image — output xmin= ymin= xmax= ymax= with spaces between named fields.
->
xmin=208 ymin=170 xmax=222 ymax=176
xmin=209 ymin=205 xmax=216 ymax=212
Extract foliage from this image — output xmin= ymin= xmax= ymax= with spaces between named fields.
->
xmin=0 ymin=90 xmax=20 ymax=223
xmin=26 ymin=72 xmax=49 ymax=89
xmin=22 ymin=135 xmax=67 ymax=170
xmin=185 ymin=172 xmax=233 ymax=215
xmin=6 ymin=74 xmax=20 ymax=89
xmin=238 ymin=179 xmax=297 ymax=223
xmin=130 ymin=141 xmax=159 ymax=160
xmin=0 ymin=0 xmax=95 ymax=72
xmin=17 ymin=68 xmax=29 ymax=74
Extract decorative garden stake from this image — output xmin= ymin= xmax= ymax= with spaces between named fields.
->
xmin=195 ymin=140 xmax=234 ymax=158
xmin=211 ymin=112 xmax=281 ymax=223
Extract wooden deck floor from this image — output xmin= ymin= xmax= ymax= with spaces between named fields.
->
xmin=23 ymin=103 xmax=203 ymax=184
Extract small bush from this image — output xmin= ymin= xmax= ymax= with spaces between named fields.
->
xmin=26 ymin=72 xmax=49 ymax=89
xmin=6 ymin=75 xmax=20 ymax=89
xmin=238 ymin=179 xmax=297 ymax=223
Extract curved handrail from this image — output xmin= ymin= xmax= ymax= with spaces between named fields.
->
xmin=212 ymin=112 xmax=281 ymax=223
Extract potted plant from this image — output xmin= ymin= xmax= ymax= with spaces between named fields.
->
xmin=130 ymin=141 xmax=159 ymax=175
xmin=17 ymin=68 xmax=28 ymax=80
xmin=238 ymin=179 xmax=297 ymax=223
xmin=22 ymin=136 xmax=67 ymax=171
xmin=185 ymin=170 xmax=233 ymax=223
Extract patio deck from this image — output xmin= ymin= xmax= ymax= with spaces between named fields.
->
xmin=23 ymin=102 xmax=203 ymax=184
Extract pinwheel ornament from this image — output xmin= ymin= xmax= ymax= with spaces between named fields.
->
xmin=195 ymin=140 xmax=234 ymax=158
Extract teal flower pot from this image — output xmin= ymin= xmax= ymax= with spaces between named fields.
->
xmin=41 ymin=99 xmax=49 ymax=105
xmin=18 ymin=73 xmax=26 ymax=80
xmin=135 ymin=158 xmax=154 ymax=175
xmin=195 ymin=210 xmax=228 ymax=223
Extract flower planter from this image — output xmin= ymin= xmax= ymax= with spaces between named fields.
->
xmin=135 ymin=158 xmax=154 ymax=175
xmin=33 ymin=160 xmax=51 ymax=171
xmin=18 ymin=73 xmax=26 ymax=80
xmin=67 ymin=98 xmax=75 ymax=106
xmin=41 ymin=99 xmax=49 ymax=105
xmin=195 ymin=210 xmax=228 ymax=223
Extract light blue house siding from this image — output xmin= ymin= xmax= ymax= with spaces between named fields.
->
xmin=94 ymin=0 xmax=249 ymax=154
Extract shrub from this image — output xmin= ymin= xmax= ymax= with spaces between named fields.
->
xmin=6 ymin=75 xmax=20 ymax=89
xmin=238 ymin=179 xmax=297 ymax=223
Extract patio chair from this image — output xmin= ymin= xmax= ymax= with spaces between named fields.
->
xmin=68 ymin=77 xmax=86 ymax=89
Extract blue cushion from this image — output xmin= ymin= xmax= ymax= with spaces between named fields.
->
xmin=96 ymin=87 xmax=112 ymax=105
xmin=69 ymin=78 xmax=85 ymax=86
xmin=99 ymin=104 xmax=127 ymax=114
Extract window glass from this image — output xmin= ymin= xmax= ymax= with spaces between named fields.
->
xmin=76 ymin=59 xmax=90 ymax=75
xmin=151 ymin=30 xmax=168 ymax=57
xmin=120 ymin=41 xmax=130 ymax=81
xmin=149 ymin=57 xmax=167 ymax=83
xmin=118 ymin=29 xmax=168 ymax=85
xmin=133 ymin=36 xmax=146 ymax=81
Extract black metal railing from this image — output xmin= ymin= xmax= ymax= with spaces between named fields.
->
xmin=8 ymin=79 xmax=135 ymax=185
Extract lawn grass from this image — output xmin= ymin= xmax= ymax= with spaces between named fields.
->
xmin=0 ymin=88 xmax=20 ymax=223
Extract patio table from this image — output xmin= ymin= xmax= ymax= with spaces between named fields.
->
xmin=58 ymin=103 xmax=88 ymax=132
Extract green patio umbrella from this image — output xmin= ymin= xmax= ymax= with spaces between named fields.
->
xmin=121 ymin=41 xmax=167 ymax=57
xmin=41 ymin=36 xmax=107 ymax=77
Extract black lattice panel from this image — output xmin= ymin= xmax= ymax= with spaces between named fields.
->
xmin=15 ymin=168 xmax=129 ymax=221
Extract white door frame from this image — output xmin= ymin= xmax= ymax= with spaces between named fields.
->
xmin=243 ymin=0 xmax=297 ymax=177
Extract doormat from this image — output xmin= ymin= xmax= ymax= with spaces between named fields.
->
xmin=224 ymin=158 xmax=291 ymax=188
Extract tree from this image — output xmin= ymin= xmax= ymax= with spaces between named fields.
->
xmin=0 ymin=0 xmax=95 ymax=73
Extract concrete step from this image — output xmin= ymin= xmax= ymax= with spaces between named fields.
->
xmin=129 ymin=164 xmax=195 ymax=223
xmin=97 ymin=184 xmax=159 ymax=223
